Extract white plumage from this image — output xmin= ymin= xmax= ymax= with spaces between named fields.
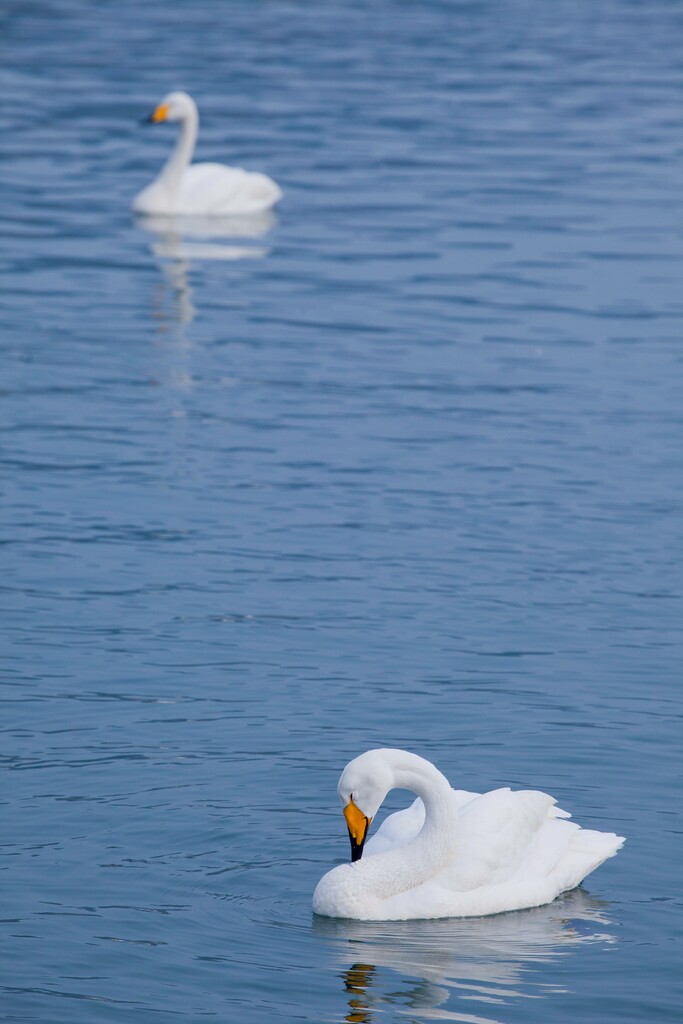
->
xmin=313 ymin=749 xmax=624 ymax=921
xmin=133 ymin=91 xmax=282 ymax=217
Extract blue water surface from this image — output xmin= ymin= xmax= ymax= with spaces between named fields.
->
xmin=1 ymin=1 xmax=682 ymax=1021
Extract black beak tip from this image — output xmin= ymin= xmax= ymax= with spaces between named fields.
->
xmin=349 ymin=831 xmax=367 ymax=863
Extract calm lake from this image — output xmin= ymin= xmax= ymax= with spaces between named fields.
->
xmin=1 ymin=1 xmax=682 ymax=1021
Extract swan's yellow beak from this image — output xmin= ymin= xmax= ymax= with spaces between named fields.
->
xmin=344 ymin=798 xmax=372 ymax=863
xmin=146 ymin=103 xmax=170 ymax=124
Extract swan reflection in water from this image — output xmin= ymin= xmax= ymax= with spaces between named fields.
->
xmin=137 ymin=210 xmax=276 ymax=267
xmin=137 ymin=210 xmax=275 ymax=323
xmin=136 ymin=211 xmax=276 ymax=386
xmin=313 ymin=889 xmax=616 ymax=1024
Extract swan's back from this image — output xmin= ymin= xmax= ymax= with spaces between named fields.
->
xmin=179 ymin=163 xmax=282 ymax=215
xmin=365 ymin=790 xmax=479 ymax=857
xmin=439 ymin=787 xmax=623 ymax=899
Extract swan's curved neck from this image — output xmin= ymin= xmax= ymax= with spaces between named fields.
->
xmin=359 ymin=751 xmax=458 ymax=900
xmin=158 ymin=107 xmax=198 ymax=198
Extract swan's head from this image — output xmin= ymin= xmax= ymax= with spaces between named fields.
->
xmin=145 ymin=91 xmax=197 ymax=125
xmin=338 ymin=750 xmax=393 ymax=863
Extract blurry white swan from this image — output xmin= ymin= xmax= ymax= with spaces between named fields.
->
xmin=133 ymin=91 xmax=282 ymax=217
xmin=313 ymin=749 xmax=624 ymax=921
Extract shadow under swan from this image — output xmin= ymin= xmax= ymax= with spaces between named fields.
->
xmin=313 ymin=888 xmax=616 ymax=1024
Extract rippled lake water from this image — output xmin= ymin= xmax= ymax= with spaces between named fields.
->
xmin=1 ymin=1 xmax=682 ymax=1021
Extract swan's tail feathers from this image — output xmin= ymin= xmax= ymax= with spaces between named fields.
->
xmin=575 ymin=828 xmax=625 ymax=856
xmin=551 ymin=800 xmax=572 ymax=820
xmin=558 ymin=828 xmax=625 ymax=892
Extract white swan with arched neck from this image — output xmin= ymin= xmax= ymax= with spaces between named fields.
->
xmin=313 ymin=748 xmax=624 ymax=921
